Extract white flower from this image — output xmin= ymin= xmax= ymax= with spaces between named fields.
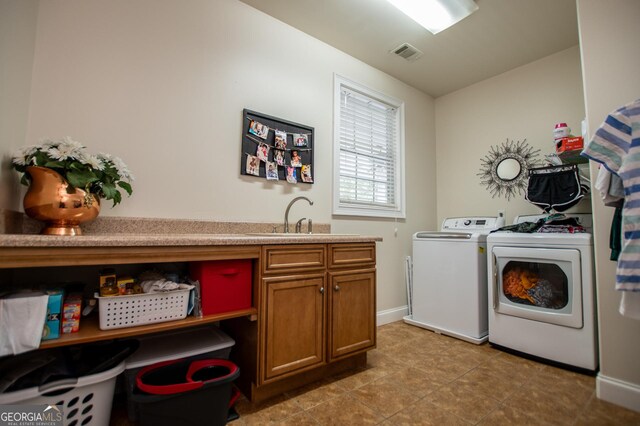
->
xmin=18 ymin=145 xmax=39 ymax=157
xmin=61 ymin=136 xmax=84 ymax=151
xmin=60 ymin=137 xmax=86 ymax=158
xmin=112 ymin=156 xmax=134 ymax=181
xmin=12 ymin=156 xmax=27 ymax=166
xmin=84 ymin=154 xmax=104 ymax=171
xmin=98 ymin=153 xmax=134 ymax=181
xmin=46 ymin=146 xmax=70 ymax=161
xmin=40 ymin=138 xmax=58 ymax=149
xmin=44 ymin=136 xmax=90 ymax=161
xmin=11 ymin=145 xmax=39 ymax=166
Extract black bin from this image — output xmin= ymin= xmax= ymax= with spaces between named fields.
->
xmin=132 ymin=358 xmax=240 ymax=426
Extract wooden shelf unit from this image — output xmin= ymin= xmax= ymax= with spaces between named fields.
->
xmin=1 ymin=238 xmax=378 ymax=403
xmin=39 ymin=307 xmax=258 ymax=349
xmin=1 ymin=244 xmax=262 ymax=349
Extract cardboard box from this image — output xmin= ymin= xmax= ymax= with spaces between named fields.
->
xmin=42 ymin=289 xmax=64 ymax=340
xmin=117 ymin=276 xmax=136 ymax=295
xmin=62 ymin=293 xmax=82 ymax=334
xmin=556 ymin=136 xmax=584 ymax=154
xmin=99 ymin=269 xmax=119 ymax=297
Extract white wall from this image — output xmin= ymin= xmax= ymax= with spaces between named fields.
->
xmin=435 ymin=46 xmax=586 ymax=225
xmin=0 ymin=0 xmax=38 ymax=212
xmin=577 ymin=0 xmax=640 ymax=412
xmin=8 ymin=0 xmax=436 ymax=316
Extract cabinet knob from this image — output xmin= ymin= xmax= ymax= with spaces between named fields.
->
xmin=319 ymin=287 xmax=324 ymax=294
xmin=334 ymin=285 xmax=340 ymax=291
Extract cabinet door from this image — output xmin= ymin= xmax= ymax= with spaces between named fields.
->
xmin=262 ymin=273 xmax=326 ymax=382
xmin=329 ymin=269 xmax=376 ymax=360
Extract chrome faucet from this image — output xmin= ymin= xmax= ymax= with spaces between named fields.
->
xmin=284 ymin=196 xmax=313 ymax=233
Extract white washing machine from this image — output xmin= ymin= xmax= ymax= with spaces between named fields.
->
xmin=404 ymin=217 xmax=499 ymax=344
xmin=486 ymin=214 xmax=598 ymax=371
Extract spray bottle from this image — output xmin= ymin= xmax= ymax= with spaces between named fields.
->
xmin=496 ymin=210 xmax=505 ymax=228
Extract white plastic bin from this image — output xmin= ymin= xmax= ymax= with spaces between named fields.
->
xmin=0 ymin=361 xmax=125 ymax=426
xmin=124 ymin=326 xmax=235 ymax=421
xmin=95 ymin=289 xmax=191 ymax=330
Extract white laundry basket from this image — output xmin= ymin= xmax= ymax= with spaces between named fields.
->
xmin=0 ymin=361 xmax=124 ymax=426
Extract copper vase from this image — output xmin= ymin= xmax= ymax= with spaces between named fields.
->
xmin=23 ymin=166 xmax=100 ymax=236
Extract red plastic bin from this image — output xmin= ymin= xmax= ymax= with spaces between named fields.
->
xmin=189 ymin=260 xmax=252 ymax=315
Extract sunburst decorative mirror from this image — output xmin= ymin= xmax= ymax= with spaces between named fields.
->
xmin=478 ymin=139 xmax=540 ymax=201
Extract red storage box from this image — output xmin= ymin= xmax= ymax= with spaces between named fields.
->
xmin=189 ymin=260 xmax=252 ymax=315
xmin=556 ymin=136 xmax=584 ymax=154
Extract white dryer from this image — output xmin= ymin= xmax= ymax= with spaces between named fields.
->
xmin=486 ymin=214 xmax=598 ymax=371
xmin=404 ymin=217 xmax=499 ymax=344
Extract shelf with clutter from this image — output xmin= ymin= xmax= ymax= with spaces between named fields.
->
xmin=532 ymin=121 xmax=591 ymax=213
xmin=550 ymin=122 xmax=588 ymax=165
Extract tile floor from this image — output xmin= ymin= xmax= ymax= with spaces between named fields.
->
xmin=232 ymin=321 xmax=640 ymax=426
xmin=112 ymin=321 xmax=640 ymax=425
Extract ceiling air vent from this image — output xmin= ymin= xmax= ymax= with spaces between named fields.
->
xmin=391 ymin=43 xmax=423 ymax=61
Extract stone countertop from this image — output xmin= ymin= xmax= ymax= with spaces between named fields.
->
xmin=0 ymin=233 xmax=382 ymax=247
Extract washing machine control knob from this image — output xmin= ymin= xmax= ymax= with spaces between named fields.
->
xmin=463 ymin=219 xmax=472 ymax=226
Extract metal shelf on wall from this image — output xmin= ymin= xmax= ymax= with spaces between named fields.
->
xmin=545 ymin=151 xmax=589 ymax=167
xmin=544 ymin=151 xmax=591 ymax=187
xmin=557 ymin=149 xmax=589 ymax=165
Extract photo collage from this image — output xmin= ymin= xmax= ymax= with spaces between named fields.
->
xmin=241 ymin=110 xmax=314 ymax=184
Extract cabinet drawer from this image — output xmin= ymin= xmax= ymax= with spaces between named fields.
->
xmin=328 ymin=244 xmax=376 ymax=269
xmin=263 ymin=245 xmax=326 ymax=274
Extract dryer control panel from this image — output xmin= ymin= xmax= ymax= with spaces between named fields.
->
xmin=441 ymin=217 xmax=499 ymax=232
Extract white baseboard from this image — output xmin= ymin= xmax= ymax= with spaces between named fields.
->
xmin=596 ymin=374 xmax=640 ymax=412
xmin=377 ymin=306 xmax=409 ymax=326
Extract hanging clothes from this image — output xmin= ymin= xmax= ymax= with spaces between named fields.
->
xmin=525 ymin=165 xmax=586 ymax=212
xmin=582 ymin=98 xmax=640 ymax=319
xmin=620 ymin=291 xmax=640 ymax=320
xmin=594 ymin=166 xmax=624 ymax=260
xmin=610 ymin=207 xmax=623 ymax=261
xmin=594 ymin=166 xmax=624 ymax=207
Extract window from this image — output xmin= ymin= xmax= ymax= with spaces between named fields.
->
xmin=333 ymin=75 xmax=405 ymax=218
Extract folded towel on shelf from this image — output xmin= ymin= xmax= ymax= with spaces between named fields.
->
xmin=0 ymin=291 xmax=48 ymax=357
xmin=139 ymin=279 xmax=194 ymax=294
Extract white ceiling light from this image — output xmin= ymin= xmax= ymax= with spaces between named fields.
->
xmin=386 ymin=0 xmax=479 ymax=34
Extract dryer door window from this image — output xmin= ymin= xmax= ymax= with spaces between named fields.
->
xmin=502 ymin=261 xmax=569 ymax=309
xmin=491 ymin=246 xmax=583 ymax=329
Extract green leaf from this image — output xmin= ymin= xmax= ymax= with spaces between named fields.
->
xmin=67 ymin=169 xmax=98 ymax=189
xmin=69 ymin=162 xmax=85 ymax=170
xmin=101 ymin=183 xmax=117 ymax=200
xmin=111 ymin=190 xmax=122 ymax=207
xmin=44 ymin=160 xmax=65 ymax=168
xmin=117 ymin=181 xmax=133 ymax=196
xmin=34 ymin=151 xmax=50 ymax=166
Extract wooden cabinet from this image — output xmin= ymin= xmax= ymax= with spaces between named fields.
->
xmin=328 ymin=243 xmax=376 ymax=361
xmin=329 ymin=269 xmax=376 ymax=360
xmin=0 ymin=236 xmax=377 ymax=403
xmin=262 ymin=273 xmax=325 ymax=381
xmin=251 ymin=243 xmax=376 ymax=399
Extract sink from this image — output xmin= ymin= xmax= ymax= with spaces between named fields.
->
xmin=245 ymin=233 xmax=358 ymax=237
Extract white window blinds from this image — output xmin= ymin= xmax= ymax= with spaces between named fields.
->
xmin=334 ymin=76 xmax=405 ymax=218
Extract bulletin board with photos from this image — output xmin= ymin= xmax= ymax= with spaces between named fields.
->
xmin=240 ymin=109 xmax=314 ymax=184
